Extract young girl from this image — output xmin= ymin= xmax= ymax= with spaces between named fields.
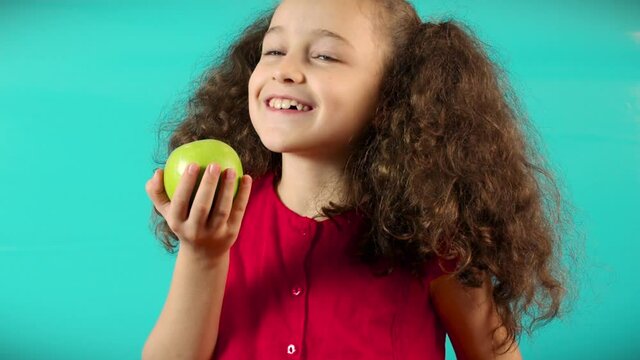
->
xmin=143 ymin=0 xmax=576 ymax=359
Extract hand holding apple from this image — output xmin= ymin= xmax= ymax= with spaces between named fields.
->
xmin=163 ymin=139 xmax=244 ymax=202
xmin=145 ymin=139 xmax=252 ymax=261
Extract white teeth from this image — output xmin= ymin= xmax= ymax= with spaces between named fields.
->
xmin=268 ymin=98 xmax=312 ymax=111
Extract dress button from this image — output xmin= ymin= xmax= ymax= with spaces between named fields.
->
xmin=291 ymin=287 xmax=303 ymax=296
xmin=302 ymin=231 xmax=306 ymax=236
xmin=287 ymin=344 xmax=297 ymax=355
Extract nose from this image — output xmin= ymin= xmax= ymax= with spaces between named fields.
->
xmin=272 ymin=54 xmax=304 ymax=83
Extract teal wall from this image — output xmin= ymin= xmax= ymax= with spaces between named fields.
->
xmin=1 ymin=1 xmax=638 ymax=359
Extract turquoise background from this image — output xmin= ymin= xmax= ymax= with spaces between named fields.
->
xmin=1 ymin=0 xmax=638 ymax=359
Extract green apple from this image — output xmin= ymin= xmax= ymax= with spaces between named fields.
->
xmin=163 ymin=139 xmax=244 ymax=202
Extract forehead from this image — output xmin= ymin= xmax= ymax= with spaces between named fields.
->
xmin=267 ymin=0 xmax=378 ymax=47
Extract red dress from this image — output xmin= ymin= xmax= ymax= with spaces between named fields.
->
xmin=212 ymin=171 xmax=456 ymax=360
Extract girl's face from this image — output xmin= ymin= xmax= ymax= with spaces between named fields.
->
xmin=248 ymin=0 xmax=387 ymax=159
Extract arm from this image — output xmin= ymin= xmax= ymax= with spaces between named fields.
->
xmin=430 ymin=271 xmax=523 ymax=360
xmin=142 ymin=247 xmax=230 ymax=360
xmin=142 ymin=159 xmax=253 ymax=358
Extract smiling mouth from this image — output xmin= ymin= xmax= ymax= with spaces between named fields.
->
xmin=264 ymin=98 xmax=314 ymax=114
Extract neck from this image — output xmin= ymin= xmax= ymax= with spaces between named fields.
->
xmin=276 ymin=152 xmax=349 ymax=219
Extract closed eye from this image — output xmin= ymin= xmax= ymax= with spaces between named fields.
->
xmin=263 ymin=50 xmax=285 ymax=56
xmin=263 ymin=50 xmax=337 ymax=62
xmin=315 ymin=54 xmax=337 ymax=62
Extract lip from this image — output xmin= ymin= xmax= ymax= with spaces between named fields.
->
xmin=265 ymin=103 xmax=315 ymax=115
xmin=264 ymin=94 xmax=315 ymax=110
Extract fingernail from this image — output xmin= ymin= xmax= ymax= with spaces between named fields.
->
xmin=227 ymin=169 xmax=235 ymax=179
xmin=188 ymin=163 xmax=198 ymax=174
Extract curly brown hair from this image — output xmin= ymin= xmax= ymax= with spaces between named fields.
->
xmin=149 ymin=0 xmax=583 ymax=355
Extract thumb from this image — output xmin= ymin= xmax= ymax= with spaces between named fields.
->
xmin=147 ymin=169 xmax=171 ymax=217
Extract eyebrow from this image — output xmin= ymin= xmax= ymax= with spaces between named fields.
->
xmin=263 ymin=25 xmax=354 ymax=48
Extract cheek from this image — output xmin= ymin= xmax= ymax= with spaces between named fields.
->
xmin=247 ymin=70 xmax=264 ymax=112
xmin=354 ymin=77 xmax=381 ymax=115
xmin=248 ymin=70 xmax=259 ymax=96
xmin=331 ymin=84 xmax=371 ymax=117
xmin=339 ymin=84 xmax=379 ymax=130
xmin=248 ymin=62 xmax=268 ymax=89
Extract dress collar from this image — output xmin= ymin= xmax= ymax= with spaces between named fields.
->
xmin=265 ymin=170 xmax=365 ymax=226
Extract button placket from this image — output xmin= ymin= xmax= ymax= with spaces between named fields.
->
xmin=302 ymin=222 xmax=312 ymax=237
xmin=286 ymin=223 xmax=310 ymax=358
xmin=287 ymin=284 xmax=304 ymax=357
xmin=293 ymin=224 xmax=308 ymax=297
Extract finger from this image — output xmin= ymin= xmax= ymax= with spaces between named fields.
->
xmin=168 ymin=163 xmax=201 ymax=223
xmin=225 ymin=175 xmax=253 ymax=232
xmin=146 ymin=169 xmax=170 ymax=218
xmin=189 ymin=163 xmax=222 ymax=229
xmin=207 ymin=168 xmax=238 ymax=228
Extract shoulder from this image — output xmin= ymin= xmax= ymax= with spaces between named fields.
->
xmin=245 ymin=170 xmax=275 ymax=203
xmin=428 ymin=255 xmax=490 ymax=332
xmin=250 ymin=170 xmax=274 ymax=192
xmin=423 ymin=253 xmax=460 ymax=290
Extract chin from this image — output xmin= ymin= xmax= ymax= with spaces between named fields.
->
xmin=253 ymin=131 xmax=287 ymax=154
xmin=260 ymin=134 xmax=315 ymax=155
xmin=261 ymin=141 xmax=285 ymax=154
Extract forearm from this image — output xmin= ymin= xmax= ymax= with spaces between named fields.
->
xmin=450 ymin=324 xmax=523 ymax=360
xmin=488 ymin=324 xmax=523 ymax=360
xmin=431 ymin=271 xmax=524 ymax=360
xmin=455 ymin=346 xmax=522 ymax=360
xmin=142 ymin=247 xmax=230 ymax=360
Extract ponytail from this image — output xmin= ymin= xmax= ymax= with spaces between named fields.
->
xmin=367 ymin=17 xmax=571 ymax=355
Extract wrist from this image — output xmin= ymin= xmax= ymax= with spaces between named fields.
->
xmin=178 ymin=242 xmax=230 ymax=269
